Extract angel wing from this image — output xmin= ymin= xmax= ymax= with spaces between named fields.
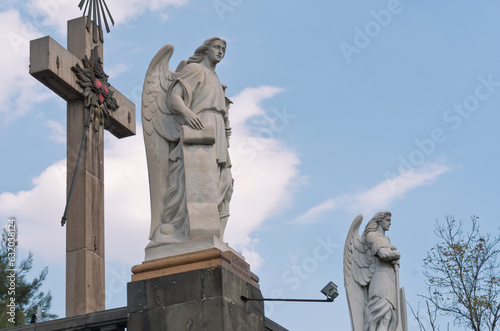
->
xmin=142 ymin=44 xmax=184 ymax=239
xmin=343 ymin=215 xmax=376 ymax=331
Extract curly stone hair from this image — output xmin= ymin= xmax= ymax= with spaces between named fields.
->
xmin=362 ymin=211 xmax=391 ymax=237
xmin=186 ymin=37 xmax=227 ymax=65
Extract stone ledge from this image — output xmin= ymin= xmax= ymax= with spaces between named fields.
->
xmin=144 ymin=235 xmax=244 ymax=261
xmin=131 ymin=248 xmax=259 ymax=288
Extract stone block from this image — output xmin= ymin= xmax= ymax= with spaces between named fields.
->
xmin=105 ymin=87 xmax=136 ymax=138
xmin=67 ymin=17 xmax=103 ymax=61
xmin=127 ymin=266 xmax=265 ymax=330
xmin=29 ymin=36 xmax=83 ymax=101
xmin=66 ymin=249 xmax=105 ymax=316
xmin=145 ymin=270 xmax=203 ymax=308
xmin=127 ymin=280 xmax=147 ymax=313
xmin=65 ymin=169 xmax=104 ymax=255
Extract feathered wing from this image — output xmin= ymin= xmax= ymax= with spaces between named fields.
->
xmin=142 ymin=44 xmax=184 ymax=239
xmin=344 ymin=215 xmax=376 ymax=331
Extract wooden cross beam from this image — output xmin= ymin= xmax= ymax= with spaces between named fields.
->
xmin=29 ymin=17 xmax=135 ymax=317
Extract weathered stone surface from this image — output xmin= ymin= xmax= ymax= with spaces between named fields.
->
xmin=30 ymin=36 xmax=83 ymax=101
xmin=3 ymin=306 xmax=287 ymax=330
xmin=67 ymin=17 xmax=103 ymax=61
xmin=66 ymin=101 xmax=104 ymax=255
xmin=66 ymin=249 xmax=105 ymax=315
xmin=127 ymin=266 xmax=264 ymax=330
xmin=105 ymin=86 xmax=136 ymax=139
xmin=136 ymin=247 xmax=259 ymax=288
xmin=29 ymin=15 xmax=136 ymax=317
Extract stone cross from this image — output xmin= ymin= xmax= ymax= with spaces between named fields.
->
xmin=29 ymin=17 xmax=135 ymax=317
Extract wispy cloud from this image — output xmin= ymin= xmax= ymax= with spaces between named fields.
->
xmin=106 ymin=63 xmax=131 ymax=79
xmin=295 ymin=162 xmax=451 ymax=224
xmin=0 ymin=9 xmax=51 ymax=122
xmin=44 ymin=120 xmax=66 ymax=143
xmin=0 ymin=85 xmax=300 ymax=271
xmin=225 ymin=86 xmax=300 ymax=269
xmin=0 ymin=160 xmax=66 ymax=261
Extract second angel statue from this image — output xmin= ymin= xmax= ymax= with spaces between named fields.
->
xmin=344 ymin=212 xmax=407 ymax=331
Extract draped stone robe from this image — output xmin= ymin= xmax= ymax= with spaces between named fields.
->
xmin=164 ymin=62 xmax=233 ymax=239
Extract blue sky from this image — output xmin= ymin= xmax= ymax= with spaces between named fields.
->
xmin=1 ymin=0 xmax=500 ymax=330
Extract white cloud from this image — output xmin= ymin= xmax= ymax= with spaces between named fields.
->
xmin=0 ymin=160 xmax=66 ymax=262
xmin=24 ymin=0 xmax=80 ymax=36
xmin=0 ymin=9 xmax=51 ymax=122
xmin=25 ymin=0 xmax=188 ymax=36
xmin=108 ymin=0 xmax=188 ymax=24
xmin=224 ymin=87 xmax=300 ymax=268
xmin=103 ymin=133 xmax=150 ymax=264
xmin=295 ymin=163 xmax=451 ymax=224
xmin=0 ymin=86 xmax=300 ymax=271
xmin=45 ymin=120 xmax=66 ymax=143
xmin=106 ymin=63 xmax=130 ymax=78
xmin=0 ymin=133 xmax=149 ymax=265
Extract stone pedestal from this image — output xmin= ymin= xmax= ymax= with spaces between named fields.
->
xmin=145 ymin=235 xmax=243 ymax=261
xmin=128 ymin=248 xmax=264 ymax=330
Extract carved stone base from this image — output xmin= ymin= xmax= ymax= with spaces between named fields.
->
xmin=145 ymin=234 xmax=243 ymax=261
xmin=132 ymin=247 xmax=258 ymax=288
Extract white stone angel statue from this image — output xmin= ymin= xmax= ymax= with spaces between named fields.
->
xmin=343 ymin=212 xmax=407 ymax=331
xmin=141 ymin=38 xmax=233 ymax=246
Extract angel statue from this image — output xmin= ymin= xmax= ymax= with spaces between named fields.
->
xmin=343 ymin=212 xmax=407 ymax=331
xmin=142 ymin=37 xmax=233 ymax=249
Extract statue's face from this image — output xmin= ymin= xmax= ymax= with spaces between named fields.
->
xmin=380 ymin=215 xmax=391 ymax=231
xmin=206 ymin=40 xmax=226 ymax=64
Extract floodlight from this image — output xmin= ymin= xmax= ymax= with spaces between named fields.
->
xmin=321 ymin=281 xmax=339 ymax=302
xmin=241 ymin=280 xmax=339 ymax=303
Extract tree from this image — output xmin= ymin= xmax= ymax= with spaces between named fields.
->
xmin=419 ymin=215 xmax=500 ymax=331
xmin=0 ymin=220 xmax=57 ymax=327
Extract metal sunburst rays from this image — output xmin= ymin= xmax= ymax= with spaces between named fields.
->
xmin=78 ymin=0 xmax=115 ymax=43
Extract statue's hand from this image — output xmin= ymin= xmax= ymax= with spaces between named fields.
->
xmin=391 ymin=250 xmax=401 ymax=260
xmin=184 ymin=110 xmax=204 ymax=130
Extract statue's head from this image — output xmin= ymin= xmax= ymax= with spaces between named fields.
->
xmin=363 ymin=211 xmax=391 ymax=236
xmin=187 ymin=37 xmax=227 ymax=65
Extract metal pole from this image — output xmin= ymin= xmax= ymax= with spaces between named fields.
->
xmin=241 ymin=296 xmax=333 ymax=303
xmin=61 ymin=107 xmax=93 ymax=226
